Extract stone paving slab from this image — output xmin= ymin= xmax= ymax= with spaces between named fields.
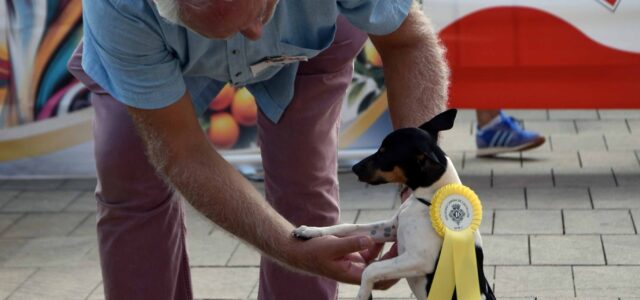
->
xmin=504 ymin=109 xmax=548 ymax=120
xmin=191 ymin=267 xmax=259 ymax=300
xmin=0 ymin=179 xmax=64 ymax=191
xmin=0 ymin=239 xmax=27 ymax=266
xmin=574 ymin=266 xmax=640 ymax=297
xmin=482 ymin=235 xmax=529 ymax=265
xmin=527 ymin=188 xmax=592 ymax=209
xmin=8 ymin=266 xmax=102 ymax=300
xmin=2 ymin=236 xmax=95 ymax=268
xmin=58 ymin=178 xmax=97 ymax=191
xmin=69 ymin=213 xmax=97 ymax=237
xmin=629 ymin=120 xmax=640 ymax=133
xmin=87 ymin=283 xmax=104 ymax=300
xmin=494 ymin=210 xmax=563 ymax=234
xmin=480 ymin=210 xmax=493 ymax=235
xmin=464 ymin=154 xmax=522 ymax=172
xmin=340 ymin=179 xmax=397 ymax=210
xmin=494 ymin=266 xmax=574 ymax=297
xmin=591 ymin=187 xmax=640 ymax=209
xmin=524 ymin=120 xmax=577 ymax=135
xmin=553 ymin=167 xmax=617 ymax=188
xmin=549 ymin=110 xmax=599 ymax=120
xmin=0 ymin=267 xmax=36 ymax=299
xmin=598 ymin=109 xmax=640 ymax=119
xmin=601 ymin=235 xmax=640 ymax=265
xmin=0 ymin=191 xmax=19 ymax=209
xmin=440 ymin=132 xmax=476 ymax=152
xmin=227 ymin=243 xmax=261 ymax=267
xmin=63 ymin=192 xmax=97 ymax=212
xmin=614 ymin=167 xmax=640 ymax=187
xmin=605 ymin=134 xmax=640 ymax=151
xmin=577 ymin=120 xmax=630 ymax=135
xmin=522 ymin=151 xmax=581 ymax=170
xmin=564 ymin=210 xmax=635 ymax=235
xmin=492 ymin=168 xmax=554 ymax=188
xmin=530 ymin=235 xmax=604 ymax=265
xmin=475 ymin=188 xmax=525 ymax=210
xmin=0 ymin=214 xmax=22 ymax=234
xmin=186 ymin=230 xmax=239 ymax=267
xmin=1 ymin=191 xmax=80 ymax=212
xmin=184 ymin=203 xmax=216 ymax=236
xmin=580 ymin=151 xmax=640 ymax=169
xmin=340 ymin=210 xmax=359 ymax=223
xmin=339 ymin=281 xmax=413 ymax=299
xmin=550 ymin=134 xmax=607 ymax=152
xmin=458 ymin=169 xmax=492 ymax=189
xmin=1 ymin=212 xmax=89 ymax=238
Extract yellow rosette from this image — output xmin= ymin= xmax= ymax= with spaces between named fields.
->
xmin=427 ymin=184 xmax=483 ymax=300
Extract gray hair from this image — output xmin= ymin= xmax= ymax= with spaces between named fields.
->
xmin=153 ymin=0 xmax=222 ymax=25
xmin=153 ymin=0 xmax=182 ymax=24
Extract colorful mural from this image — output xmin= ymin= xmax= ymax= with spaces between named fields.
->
xmin=0 ymin=0 xmax=89 ymax=129
xmin=3 ymin=0 xmax=639 ymax=160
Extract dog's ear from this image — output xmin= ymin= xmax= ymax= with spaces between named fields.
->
xmin=419 ymin=109 xmax=458 ymax=139
xmin=417 ymin=150 xmax=446 ymax=170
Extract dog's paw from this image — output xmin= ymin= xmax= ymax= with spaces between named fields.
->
xmin=292 ymin=226 xmax=323 ymax=240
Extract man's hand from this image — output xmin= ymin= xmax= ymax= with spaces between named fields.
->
xmin=288 ymin=235 xmax=376 ymax=284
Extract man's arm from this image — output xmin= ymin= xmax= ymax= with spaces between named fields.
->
xmin=369 ymin=2 xmax=449 ymax=129
xmin=126 ymin=92 xmax=374 ymax=283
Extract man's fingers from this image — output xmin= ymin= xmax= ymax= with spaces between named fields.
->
xmin=334 ymin=259 xmax=366 ymax=284
xmin=379 ymin=242 xmax=398 ymax=260
xmin=327 ymin=235 xmax=374 ymax=257
xmin=360 ymin=242 xmax=385 ymax=262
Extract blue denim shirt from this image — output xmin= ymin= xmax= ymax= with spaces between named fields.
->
xmin=81 ymin=0 xmax=412 ymax=122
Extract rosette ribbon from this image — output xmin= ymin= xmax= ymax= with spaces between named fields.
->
xmin=427 ymin=184 xmax=483 ymax=300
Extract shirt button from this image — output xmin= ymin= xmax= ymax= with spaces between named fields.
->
xmin=231 ymin=49 xmax=238 ymax=55
xmin=235 ymin=72 xmax=242 ymax=77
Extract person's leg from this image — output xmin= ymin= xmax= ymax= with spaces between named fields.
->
xmin=68 ymin=45 xmax=193 ymax=300
xmin=257 ymin=16 xmax=368 ymax=300
xmin=476 ymin=109 xmax=500 ymax=128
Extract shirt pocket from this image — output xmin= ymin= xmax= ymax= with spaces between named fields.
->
xmin=277 ymin=24 xmax=337 ymax=59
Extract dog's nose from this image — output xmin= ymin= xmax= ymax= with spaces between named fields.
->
xmin=352 ymin=162 xmax=363 ymax=174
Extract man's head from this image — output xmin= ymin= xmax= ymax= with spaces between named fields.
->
xmin=153 ymin=0 xmax=279 ymax=40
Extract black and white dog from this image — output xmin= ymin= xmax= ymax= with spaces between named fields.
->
xmin=293 ymin=109 xmax=495 ymax=300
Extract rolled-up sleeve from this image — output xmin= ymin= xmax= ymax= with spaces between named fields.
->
xmin=81 ymin=0 xmax=185 ymax=109
xmin=337 ymin=0 xmax=413 ymax=36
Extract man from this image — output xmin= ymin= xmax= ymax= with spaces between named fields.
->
xmin=68 ymin=0 xmax=449 ymax=299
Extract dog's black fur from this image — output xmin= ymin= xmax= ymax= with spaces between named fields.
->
xmin=352 ymin=109 xmax=496 ymax=300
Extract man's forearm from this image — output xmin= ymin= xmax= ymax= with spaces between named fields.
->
xmin=129 ymin=107 xmax=300 ymax=267
xmin=371 ymin=4 xmax=449 ymax=129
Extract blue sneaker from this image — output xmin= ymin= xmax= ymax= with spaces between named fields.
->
xmin=476 ymin=112 xmax=545 ymax=157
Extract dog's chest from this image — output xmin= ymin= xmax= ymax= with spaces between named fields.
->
xmin=396 ymin=198 xmax=443 ymax=271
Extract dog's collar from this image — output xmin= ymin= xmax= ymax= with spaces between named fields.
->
xmin=415 ymin=197 xmax=431 ymax=206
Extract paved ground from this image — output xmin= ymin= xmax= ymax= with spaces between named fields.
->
xmin=0 ymin=109 xmax=639 ymax=299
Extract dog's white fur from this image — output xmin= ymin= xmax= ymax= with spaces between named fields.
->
xmin=293 ymin=157 xmax=483 ymax=300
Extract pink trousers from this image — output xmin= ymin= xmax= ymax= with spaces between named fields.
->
xmin=68 ymin=17 xmax=367 ymax=300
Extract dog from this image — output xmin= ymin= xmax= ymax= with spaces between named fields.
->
xmin=293 ymin=109 xmax=495 ymax=300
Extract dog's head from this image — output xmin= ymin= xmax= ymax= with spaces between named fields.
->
xmin=352 ymin=109 xmax=457 ymax=190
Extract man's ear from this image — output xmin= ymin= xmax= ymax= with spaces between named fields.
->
xmin=419 ymin=109 xmax=458 ymax=138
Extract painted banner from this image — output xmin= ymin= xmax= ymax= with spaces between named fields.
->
xmin=427 ymin=0 xmax=640 ymax=109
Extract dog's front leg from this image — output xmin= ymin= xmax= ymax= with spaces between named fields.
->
xmin=293 ymin=217 xmax=398 ymax=242
xmin=356 ymin=253 xmax=429 ymax=300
